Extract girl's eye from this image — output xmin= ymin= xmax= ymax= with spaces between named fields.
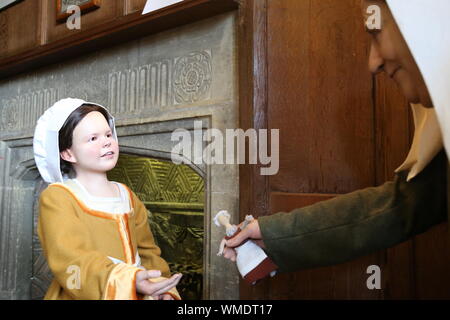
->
xmin=90 ymin=136 xmax=97 ymax=142
xmin=107 ymin=134 xmax=112 ymax=138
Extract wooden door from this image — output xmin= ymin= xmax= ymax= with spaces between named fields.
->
xmin=238 ymin=0 xmax=450 ymax=299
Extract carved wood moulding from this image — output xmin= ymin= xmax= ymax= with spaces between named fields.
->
xmin=0 ymin=0 xmax=238 ymax=79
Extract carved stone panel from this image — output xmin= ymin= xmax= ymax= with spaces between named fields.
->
xmin=31 ymin=180 xmax=52 ymax=300
xmin=107 ymin=50 xmax=212 ymax=114
xmin=173 ymin=51 xmax=212 ymax=104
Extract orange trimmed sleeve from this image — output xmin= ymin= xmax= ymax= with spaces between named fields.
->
xmin=130 ymin=190 xmax=171 ymax=277
xmin=103 ymin=263 xmax=142 ymax=300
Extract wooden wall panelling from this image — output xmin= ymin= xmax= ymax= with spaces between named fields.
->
xmin=0 ymin=7 xmax=7 ymax=57
xmin=0 ymin=0 xmax=41 ymax=58
xmin=39 ymin=0 xmax=49 ymax=45
xmin=265 ymin=0 xmax=380 ymax=299
xmin=45 ymin=0 xmax=124 ymax=44
xmin=239 ymin=0 xmax=450 ymax=299
xmin=237 ymin=0 xmax=270 ymax=299
xmin=265 ymin=0 xmax=311 ymax=299
xmin=0 ymin=0 xmax=239 ymax=79
xmin=268 ymin=0 xmax=374 ymax=195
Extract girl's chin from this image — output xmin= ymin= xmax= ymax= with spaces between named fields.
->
xmin=102 ymin=162 xmax=118 ymax=171
xmin=87 ymin=164 xmax=117 ymax=173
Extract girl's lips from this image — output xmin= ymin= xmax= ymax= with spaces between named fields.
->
xmin=101 ymin=151 xmax=114 ymax=157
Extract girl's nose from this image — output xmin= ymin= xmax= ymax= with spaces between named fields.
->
xmin=104 ymin=139 xmax=112 ymax=147
xmin=368 ymin=41 xmax=385 ymax=74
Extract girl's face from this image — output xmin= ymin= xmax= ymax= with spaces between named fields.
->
xmin=60 ymin=111 xmax=119 ymax=176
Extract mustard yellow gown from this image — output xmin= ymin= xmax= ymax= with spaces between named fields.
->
xmin=38 ymin=181 xmax=180 ymax=300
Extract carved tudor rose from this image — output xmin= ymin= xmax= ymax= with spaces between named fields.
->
xmin=173 ymin=51 xmax=212 ymax=104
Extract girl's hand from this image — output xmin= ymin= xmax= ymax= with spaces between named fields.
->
xmin=135 ymin=270 xmax=182 ymax=298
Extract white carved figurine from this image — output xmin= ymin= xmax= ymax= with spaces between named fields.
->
xmin=214 ymin=210 xmax=277 ymax=285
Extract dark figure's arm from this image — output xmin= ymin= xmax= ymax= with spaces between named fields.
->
xmin=259 ymin=150 xmax=448 ymax=273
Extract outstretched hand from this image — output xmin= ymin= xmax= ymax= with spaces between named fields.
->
xmin=222 ymin=219 xmax=265 ymax=262
xmin=136 ymin=270 xmax=182 ymax=299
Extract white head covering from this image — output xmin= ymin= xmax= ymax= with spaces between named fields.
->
xmin=386 ymin=0 xmax=450 ymax=179
xmin=33 ymin=98 xmax=117 ymax=184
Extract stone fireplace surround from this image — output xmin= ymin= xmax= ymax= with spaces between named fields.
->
xmin=0 ymin=12 xmax=239 ymax=300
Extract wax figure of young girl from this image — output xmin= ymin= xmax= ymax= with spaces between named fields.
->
xmin=33 ymin=98 xmax=182 ymax=300
xmin=222 ymin=0 xmax=450 ymax=276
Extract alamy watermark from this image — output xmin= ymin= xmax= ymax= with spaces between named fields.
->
xmin=365 ymin=5 xmax=381 ymax=30
xmin=66 ymin=264 xmax=81 ymax=290
xmin=171 ymin=121 xmax=280 ymax=176
xmin=366 ymin=265 xmax=381 ymax=290
xmin=66 ymin=5 xmax=81 ymax=30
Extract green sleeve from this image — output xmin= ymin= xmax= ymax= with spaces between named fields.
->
xmin=259 ymin=150 xmax=448 ymax=273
